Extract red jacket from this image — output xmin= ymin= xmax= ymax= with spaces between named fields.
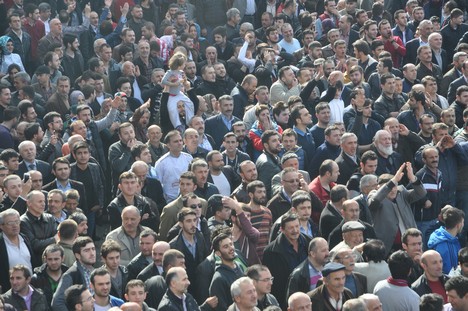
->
xmin=308 ymin=176 xmax=336 ymax=207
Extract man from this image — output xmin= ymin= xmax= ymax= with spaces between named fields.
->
xmin=441 ymin=8 xmax=468 ymax=62
xmin=287 ymin=292 xmax=311 ymax=311
xmin=308 ymin=262 xmax=353 ymax=309
xmin=232 ymin=160 xmax=258 ymax=203
xmin=369 ymin=130 xmax=403 ymax=176
xmin=416 ymin=46 xmax=443 ymax=87
xmin=154 ymin=130 xmax=193 ymax=202
xmin=205 ymin=95 xmax=241 ymax=149
xmin=447 ymin=60 xmax=468 ymax=105
xmin=145 ymin=125 xmax=168 ymax=165
xmin=221 ymin=132 xmax=251 ymax=175
xmin=404 ymin=19 xmax=433 ymax=66
xmin=441 ymin=52 xmax=467 ymax=98
xmin=196 ymin=65 xmax=225 ymax=99
xmin=374 ymin=73 xmax=406 ymax=120
xmin=52 ymin=237 xmax=96 ymax=311
xmin=330 ymin=246 xmax=367 ymax=297
xmin=228 ymin=277 xmax=259 ymax=311
xmin=398 ymin=91 xmax=439 ymax=135
xmin=70 ymin=141 xmax=105 ymax=237
xmin=107 ymin=171 xmax=155 ymax=231
xmin=0 ymin=106 xmax=20 ymax=150
xmin=49 ymin=191 xmax=69 ymax=226
xmin=392 ymin=9 xmax=414 ymax=45
xmin=209 ymin=233 xmax=245 ymax=311
xmin=157 ymin=267 xmax=209 ymax=311
xmin=20 ymin=190 xmax=57 ymax=263
xmin=231 ymin=75 xmax=257 ymax=120
xmin=245 ymin=265 xmax=278 ymax=310
xmin=402 ymin=64 xmax=419 ymax=93
xmin=411 ymin=250 xmax=449 ymax=300
xmin=255 ymin=130 xmax=282 ymax=198
xmin=278 ymin=23 xmax=300 ymax=54
xmin=0 ymin=208 xmax=34 ymax=293
xmin=89 ymin=268 xmax=124 ymax=310
xmin=445 ymin=276 xmax=468 ymax=311
xmin=263 ymin=213 xmax=309 ymax=309
xmin=127 ymin=229 xmax=157 ymax=280
xmin=64 ymin=284 xmax=94 ymax=311
xmin=428 ymin=206 xmax=465 ymax=274
xmin=1 ymin=174 xmax=28 ymax=214
xmin=377 ymin=19 xmax=406 ymax=69
xmin=309 ymin=159 xmax=340 ymax=208
xmin=2 ymin=264 xmax=48 ymax=311
xmin=100 ymin=240 xmax=128 ymax=299
xmin=43 ymin=157 xmax=86 ymax=212
xmin=319 ymin=185 xmax=348 ymax=240
xmin=308 ymin=125 xmax=342 ymax=178
xmin=429 ymin=32 xmax=448 ymax=74
xmin=335 ymin=132 xmax=359 ymax=185
xmin=7 ymin=13 xmax=32 ymax=72
xmin=136 ymin=240 xmax=170 ymax=282
xmin=169 ymin=208 xmax=209 ymax=295
xmin=40 ymin=111 xmax=63 ymax=163
xmin=287 ymin=237 xmax=330 ymax=297
xmin=373 ymin=250 xmax=420 ymax=310
xmin=124 ymin=279 xmax=154 ymax=311
xmin=191 ymin=159 xmax=220 ymax=201
xmin=270 ymin=66 xmax=300 ymax=105
xmin=31 ymin=244 xmax=68 ymax=305
xmin=45 ymin=76 xmax=71 ymax=118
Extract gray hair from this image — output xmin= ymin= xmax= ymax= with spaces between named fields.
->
xmin=130 ymin=160 xmax=150 ymax=172
xmin=231 ymin=277 xmax=253 ymax=299
xmin=340 ymin=132 xmax=357 ymax=144
xmin=360 ymin=174 xmax=377 ymax=190
xmin=226 ymin=8 xmax=240 ymax=20
xmin=343 ymin=298 xmax=367 ymax=311
xmin=453 ymin=51 xmax=468 ymax=62
xmin=0 ymin=208 xmax=20 ymax=225
xmin=240 ymin=22 xmax=254 ymax=31
xmin=18 ymin=140 xmax=36 ymax=153
xmin=14 ymin=72 xmax=31 ymax=84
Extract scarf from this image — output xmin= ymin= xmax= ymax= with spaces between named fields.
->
xmin=0 ymin=36 xmax=12 ymax=55
xmin=387 ymin=276 xmax=408 ymax=287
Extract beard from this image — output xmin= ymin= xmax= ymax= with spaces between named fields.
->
xmin=377 ymin=143 xmax=393 ymax=156
xmin=253 ymin=197 xmax=267 ymax=205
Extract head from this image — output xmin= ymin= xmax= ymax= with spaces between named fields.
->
xmin=231 ymin=277 xmax=258 ymax=310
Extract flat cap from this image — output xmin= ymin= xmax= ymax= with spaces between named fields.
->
xmin=322 ymin=262 xmax=346 ymax=277
xmin=342 ymin=221 xmax=365 ymax=233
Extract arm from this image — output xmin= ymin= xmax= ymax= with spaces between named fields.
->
xmin=108 ymin=144 xmax=132 ymax=172
xmin=238 ymin=41 xmax=256 ymax=72
xmin=94 ymin=107 xmax=118 ymax=131
xmin=52 ymin=273 xmax=73 ymax=311
xmin=367 ymin=181 xmax=394 ymax=211
xmin=20 ymin=219 xmax=56 ymax=254
xmin=237 ymin=211 xmax=260 ymax=243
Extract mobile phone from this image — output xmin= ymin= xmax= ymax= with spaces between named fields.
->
xmin=23 ymin=173 xmax=30 ymax=183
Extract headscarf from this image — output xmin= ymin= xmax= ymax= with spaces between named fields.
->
xmin=0 ymin=36 xmax=13 ymax=55
xmin=70 ymin=90 xmax=85 ymax=106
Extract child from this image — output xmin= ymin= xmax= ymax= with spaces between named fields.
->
xmin=161 ymin=52 xmax=194 ymax=131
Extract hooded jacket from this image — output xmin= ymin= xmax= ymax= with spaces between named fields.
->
xmin=428 ymin=226 xmax=461 ymax=274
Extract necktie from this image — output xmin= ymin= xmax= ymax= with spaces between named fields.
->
xmin=28 ymin=164 xmax=36 ymax=171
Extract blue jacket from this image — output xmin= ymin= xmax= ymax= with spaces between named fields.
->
xmin=308 ymin=141 xmax=341 ymax=178
xmin=428 ymin=227 xmax=460 ymax=274
xmin=109 ymin=295 xmax=125 ymax=307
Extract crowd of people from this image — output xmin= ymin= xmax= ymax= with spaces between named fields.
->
xmin=1 ymin=0 xmax=468 ymax=310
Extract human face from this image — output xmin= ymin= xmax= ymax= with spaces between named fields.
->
xmin=10 ymin=270 xmax=30 ymax=295
xmin=341 ymin=136 xmax=357 ymax=156
xmin=343 ymin=229 xmax=363 ymax=248
xmin=103 ymin=251 xmax=120 ymax=272
xmin=343 ymin=202 xmax=359 ymax=221
xmin=379 ymin=23 xmax=392 ymax=39
xmin=240 ymin=162 xmax=257 ymax=182
xmin=74 ymin=147 xmax=91 ymax=166
xmin=294 ymin=201 xmax=312 ymax=221
xmin=419 ymin=47 xmax=432 ymax=63
xmin=402 ymin=235 xmax=423 ymax=262
xmin=65 ymin=197 xmax=79 ymax=213
xmin=0 ymin=88 xmax=11 ymax=105
xmin=365 ymin=297 xmax=383 ymax=311
xmin=267 ymin=29 xmax=279 ymax=44
xmin=281 ymin=69 xmax=296 ymax=87
xmin=326 ymin=129 xmax=341 ymax=146
xmin=220 ymin=100 xmax=234 ymax=118
xmin=214 ymin=34 xmax=225 ymax=46
xmin=179 ymin=177 xmax=196 ymax=196
xmin=255 ymin=88 xmax=270 ymax=104
xmin=48 ymin=192 xmax=65 ymax=216
xmin=124 ymin=30 xmax=136 ymax=44
xmin=233 ymin=124 xmax=247 ymax=140
xmin=53 ymin=162 xmax=70 ymax=182
xmin=122 ymin=209 xmax=141 ymax=235
xmin=27 ymin=192 xmax=46 ymax=217
xmin=282 ymin=219 xmax=300 ymax=242
xmin=24 ymin=107 xmax=37 ymax=122
xmin=193 ymin=165 xmax=208 ymax=187
xmin=360 ymin=159 xmax=377 ymax=175
xmin=433 ymin=129 xmax=449 ymax=144
xmin=9 ymin=15 xmax=21 ymax=31
xmin=261 ymin=14 xmax=272 ymax=28
xmin=0 ymin=214 xmax=21 ymax=239
xmin=45 ymin=250 xmax=64 ymax=272
xmin=92 ymin=274 xmax=111 ymax=298
xmin=447 ymin=289 xmax=468 ymax=311
xmin=152 ymin=242 xmax=170 ymax=266
xmin=147 ymin=126 xmax=163 ymax=145
xmin=209 ymin=153 xmax=225 ymax=171
xmin=57 ymin=80 xmax=70 ymax=96
xmin=422 ymin=252 xmax=443 ymax=280
xmin=138 ymin=42 xmax=150 ymax=58
xmin=223 ymin=136 xmax=238 ymax=153
xmin=420 ymin=117 xmax=434 ymax=135
xmin=282 ymin=135 xmax=297 ymax=151
xmin=50 ymin=19 xmax=62 ymax=35
xmin=283 ymin=25 xmax=293 ymax=41
xmin=275 ymin=109 xmax=289 ymax=125
xmin=216 ymin=237 xmax=236 ymax=264
xmin=139 ymin=235 xmax=156 ymax=257
xmin=186 ymin=197 xmax=202 ymax=218
xmin=298 ymin=108 xmax=312 ymax=126
xmin=77 ymin=242 xmax=96 ymax=266
xmin=184 ymin=130 xmax=199 ymax=149
xmin=442 ymin=110 xmax=456 ymax=127
xmin=349 ymin=70 xmax=362 ymax=86
xmin=423 ymin=148 xmax=439 ymax=171
xmin=181 ymin=214 xmax=197 ymax=236
xmin=119 ymin=125 xmax=135 ymax=144
xmin=19 ymin=142 xmax=36 ymax=162
xmin=5 ymin=157 xmax=20 ymax=173
xmin=311 ymin=239 xmax=330 ymax=266
xmin=254 ymin=270 xmax=273 ymax=295
xmin=235 ymin=281 xmax=258 ymax=309
xmin=265 ymin=134 xmax=282 ymax=155
xmin=173 ymin=270 xmax=190 ymax=295
xmin=205 ymin=48 xmax=217 ymax=62
xmin=76 ymin=219 xmax=88 ymax=235
xmin=457 ymin=90 xmax=468 ymax=107
xmin=126 ymin=285 xmax=147 ymax=305
xmin=324 ymin=270 xmax=346 ymax=297
xmin=252 ymin=187 xmax=267 ymax=205
xmin=119 ymin=177 xmax=138 ymax=196
xmin=138 ymin=147 xmax=152 ymax=165
xmin=328 ymin=162 xmax=340 ymax=183
xmin=366 ymin=24 xmax=378 ymax=40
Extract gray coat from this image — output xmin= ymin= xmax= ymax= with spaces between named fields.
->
xmin=368 ymin=179 xmax=426 ymax=255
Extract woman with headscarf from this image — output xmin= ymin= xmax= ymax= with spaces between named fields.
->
xmin=0 ymin=35 xmax=25 ymax=74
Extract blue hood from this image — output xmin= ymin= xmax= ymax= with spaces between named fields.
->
xmin=427 ymin=227 xmax=459 ymax=248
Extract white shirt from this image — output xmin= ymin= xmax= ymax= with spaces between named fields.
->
xmin=245 ymin=0 xmax=256 ymax=15
xmin=154 ymin=152 xmax=193 ymax=201
xmin=210 ymin=172 xmax=231 ymax=196
xmin=278 ymin=38 xmax=301 ymax=54
xmin=328 ymin=98 xmax=344 ymax=124
xmin=4 ymin=234 xmax=32 ymax=273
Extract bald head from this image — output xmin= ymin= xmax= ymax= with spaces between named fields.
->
xmin=121 ymin=302 xmax=142 ymax=311
xmin=152 ymin=241 xmax=171 ymax=266
xmin=288 ymin=292 xmax=312 ymax=311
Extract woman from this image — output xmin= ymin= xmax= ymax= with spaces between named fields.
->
xmin=188 ymin=23 xmax=209 ymax=55
xmin=0 ymin=36 xmax=25 ymax=75
xmin=249 ymin=104 xmax=283 ymax=160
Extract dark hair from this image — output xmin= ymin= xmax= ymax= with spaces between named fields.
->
xmin=212 ymin=232 xmax=231 ymax=252
xmin=58 ymin=219 xmax=78 ymax=240
xmin=90 ymin=267 xmax=110 ymax=285
xmin=162 ymin=249 xmax=185 ymax=270
xmin=280 ymin=212 xmax=298 ymax=229
xmin=291 ymin=190 xmax=311 ymax=208
xmin=3 ymin=106 xmax=20 ymax=122
xmin=459 ymin=247 xmax=468 ymax=265
xmin=9 ymin=264 xmax=31 ymax=279
xmin=52 ymin=157 xmax=71 ymax=171
xmin=246 ymin=180 xmax=265 ymax=194
xmin=177 ymin=207 xmax=197 ymax=222
xmin=213 ymin=26 xmax=227 ymax=38
xmin=388 ymin=250 xmax=413 ymax=280
xmin=419 ymin=293 xmax=444 ymax=311
xmin=100 ymin=239 xmax=121 ymax=258
xmin=445 ymin=275 xmax=468 ymax=298
xmin=330 ymin=185 xmax=348 ymax=203
xmin=261 ymin=130 xmax=279 ymax=146
xmin=65 ymin=285 xmax=87 ymax=311
xmin=24 ymin=123 xmax=41 ymax=140
xmin=443 ymin=207 xmax=465 ymax=229
xmin=63 ymin=33 xmax=78 ymax=49
xmin=245 ymin=264 xmax=269 ymax=280
xmin=362 ymin=239 xmax=386 ymax=263
xmin=319 ymin=159 xmax=335 ymax=177
xmin=360 ymin=150 xmax=378 ymax=164
xmin=290 ymin=105 xmax=305 ymax=126
xmin=72 ymin=236 xmax=94 ymax=255
xmin=0 ymin=149 xmax=19 ymax=163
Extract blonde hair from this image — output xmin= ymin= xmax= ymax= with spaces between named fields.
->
xmin=169 ymin=52 xmax=187 ymax=70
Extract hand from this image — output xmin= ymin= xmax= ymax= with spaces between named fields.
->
xmin=244 ymin=33 xmax=254 ymax=44
xmin=314 ymin=65 xmax=324 ymax=81
xmin=135 ymin=65 xmax=141 ymax=77
xmin=424 ymin=200 xmax=432 ymax=209
xmin=84 ymin=4 xmax=91 ymax=16
xmin=353 ymin=243 xmax=365 ymax=253
xmin=120 ymin=2 xmax=129 ymax=15
xmin=165 ymin=11 xmax=171 ymax=20
xmin=110 ymin=122 xmax=120 ymax=131
xmin=299 ymin=177 xmax=308 ymax=191
xmin=391 ymin=163 xmax=406 ymax=184
xmin=21 ymin=178 xmax=32 ymax=197
xmin=205 ymin=296 xmax=218 ymax=308
xmin=104 ymin=0 xmax=112 ymax=8
xmin=442 ymin=135 xmax=455 ymax=149
xmin=91 ymin=205 xmax=101 ymax=212
xmin=67 ymin=2 xmax=76 ymax=13
xmin=142 ymin=213 xmax=149 ymax=220
xmin=405 ymin=162 xmax=416 ymax=182
xmin=50 ymin=134 xmax=58 ymax=146
xmin=182 ymin=77 xmax=191 ymax=91
xmin=126 ymin=138 xmax=137 ymax=148
xmin=292 ymin=77 xmax=298 ymax=87
xmin=142 ymin=98 xmax=151 ymax=109
xmin=222 ymin=196 xmax=241 ymax=213
xmin=110 ymin=96 xmax=120 ymax=109
xmin=399 ymin=124 xmax=410 ymax=137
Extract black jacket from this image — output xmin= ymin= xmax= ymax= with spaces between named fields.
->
xmin=335 ymin=151 xmax=359 ymax=186
xmin=209 ymin=264 xmax=245 ymax=311
xmin=286 ymin=258 xmax=315 ymax=299
xmin=158 ymin=288 xmax=209 ymax=311
xmin=145 ymin=275 xmax=167 ymax=309
xmin=43 ymin=179 xmax=87 ymax=213
xmin=31 ymin=263 xmax=69 ymax=305
xmin=20 ymin=211 xmax=58 ymax=264
xmin=2 ymin=286 xmax=48 ymax=311
xmin=328 ymin=219 xmax=376 ymax=249
xmin=411 ymin=273 xmax=450 ymax=297
xmin=319 ymin=202 xmax=343 ymax=241
xmin=137 ymin=263 xmax=161 ymax=282
xmin=107 ymin=193 xmax=157 ymax=232
xmin=127 ymin=252 xmax=151 ymax=281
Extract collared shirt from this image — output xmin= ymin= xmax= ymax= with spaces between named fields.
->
xmin=245 ymin=0 xmax=256 ymax=15
xmin=266 ymin=2 xmax=276 ymax=16
xmin=419 ymin=38 xmax=429 ymax=46
xmin=56 ymin=180 xmax=72 ymax=192
xmin=344 ymin=152 xmax=357 ymax=164
xmin=300 ymin=221 xmax=313 ymax=238
xmin=53 ymin=210 xmax=68 ymax=224
xmin=77 ymin=261 xmax=94 ymax=293
xmin=17 ymin=285 xmax=34 ymax=311
xmin=4 ymin=234 xmax=32 ymax=272
xmin=308 ymin=262 xmax=322 ymax=290
xmin=221 ymin=114 xmax=234 ymax=131
xmin=182 ymin=234 xmax=197 ymax=259
xmin=281 ymin=188 xmax=292 ymax=203
xmin=24 ymin=160 xmax=36 ymax=171
xmin=199 ymin=135 xmax=213 ymax=151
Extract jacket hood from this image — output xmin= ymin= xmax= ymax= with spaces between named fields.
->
xmin=427 ymin=227 xmax=458 ymax=248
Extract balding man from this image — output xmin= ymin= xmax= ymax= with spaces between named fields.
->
xmin=146 ymin=125 xmax=168 ymax=165
xmin=287 ymin=292 xmax=312 ymax=311
xmin=359 ymin=294 xmax=383 ymax=311
xmin=17 ymin=140 xmax=52 ymax=183
xmin=136 ymin=241 xmax=170 ymax=282
xmin=106 ymin=205 xmax=150 ymax=266
xmin=37 ymin=18 xmax=63 ymax=64
xmin=20 ymin=190 xmax=58 ymax=263
xmin=411 ymin=250 xmax=450 ymax=301
xmin=121 ymin=302 xmax=142 ymax=311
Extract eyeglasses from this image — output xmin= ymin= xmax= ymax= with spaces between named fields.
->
xmin=283 ymin=179 xmax=300 ymax=183
xmin=4 ymin=220 xmax=20 ymax=227
xmin=257 ymin=277 xmax=274 ymax=283
xmin=190 ymin=204 xmax=202 ymax=209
